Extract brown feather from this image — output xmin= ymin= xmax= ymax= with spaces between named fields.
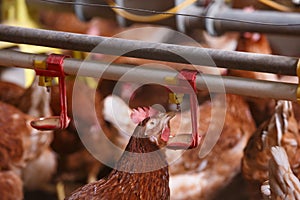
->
xmin=0 ymin=171 xmax=23 ymax=200
xmin=66 ymin=124 xmax=169 ymax=200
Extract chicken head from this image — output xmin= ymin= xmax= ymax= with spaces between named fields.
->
xmin=130 ymin=107 xmax=175 ymax=146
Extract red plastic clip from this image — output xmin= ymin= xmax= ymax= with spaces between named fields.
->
xmin=166 ymin=69 xmax=200 ymax=149
xmin=31 ymin=54 xmax=70 ymax=130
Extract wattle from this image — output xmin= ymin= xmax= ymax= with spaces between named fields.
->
xmin=161 ymin=126 xmax=170 ymax=142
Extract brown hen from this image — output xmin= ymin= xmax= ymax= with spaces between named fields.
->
xmin=1 ymin=78 xmax=57 ymax=191
xmin=0 ymin=100 xmax=56 ymax=197
xmin=168 ymin=94 xmax=255 ymax=200
xmin=0 ymin=170 xmax=23 ymax=200
xmin=242 ymin=101 xmax=300 ymax=181
xmin=242 ymin=100 xmax=300 ymax=199
xmin=50 ymin=78 xmax=120 ymax=185
xmin=66 ymin=110 xmax=175 ymax=200
xmin=261 ymin=146 xmax=300 ymax=200
xmin=103 ymin=94 xmax=256 ymax=199
xmin=0 ymin=81 xmax=25 ymax=106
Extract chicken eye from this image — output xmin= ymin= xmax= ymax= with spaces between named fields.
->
xmin=150 ymin=121 xmax=155 ymax=125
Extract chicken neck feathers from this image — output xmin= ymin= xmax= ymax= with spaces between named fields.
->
xmin=66 ymin=124 xmax=169 ymax=200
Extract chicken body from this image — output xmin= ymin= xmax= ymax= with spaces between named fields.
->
xmin=242 ymin=100 xmax=300 ymax=183
xmin=66 ymin=111 xmax=174 ymax=200
xmin=17 ymin=77 xmax=52 ymax=117
xmin=0 ymin=101 xmax=33 ymax=171
xmin=0 ymin=81 xmax=25 ymax=106
xmin=168 ymin=94 xmax=255 ymax=199
xmin=261 ymin=146 xmax=300 ymax=200
xmin=22 ymin=148 xmax=57 ymax=190
xmin=103 ymin=94 xmax=256 ymax=199
xmin=0 ymin=170 xmax=23 ymax=200
xmin=242 ymin=100 xmax=300 ymax=199
xmin=51 ymin=78 xmax=120 ymax=185
xmin=0 ymin=100 xmax=56 ymax=197
xmin=10 ymin=78 xmax=57 ymax=191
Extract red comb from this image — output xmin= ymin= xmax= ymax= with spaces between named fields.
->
xmin=130 ymin=107 xmax=158 ymax=124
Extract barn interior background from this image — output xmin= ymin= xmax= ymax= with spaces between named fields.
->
xmin=0 ymin=0 xmax=300 ymax=199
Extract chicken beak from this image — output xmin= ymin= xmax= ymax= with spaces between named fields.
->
xmin=162 ymin=112 xmax=176 ymax=127
xmin=165 ymin=112 xmax=176 ymax=120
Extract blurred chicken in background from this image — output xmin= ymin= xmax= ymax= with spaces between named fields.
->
xmin=0 ymin=171 xmax=23 ymax=200
xmin=14 ymin=78 xmax=56 ymax=192
xmin=168 ymin=94 xmax=255 ymax=200
xmin=242 ymin=101 xmax=300 ymax=199
xmin=50 ymin=77 xmax=124 ymax=191
xmin=261 ymin=146 xmax=300 ymax=200
xmin=0 ymin=99 xmax=56 ymax=197
xmin=0 ymin=77 xmax=56 ymax=193
xmin=228 ymin=33 xmax=278 ymax=126
xmin=0 ymin=81 xmax=25 ymax=106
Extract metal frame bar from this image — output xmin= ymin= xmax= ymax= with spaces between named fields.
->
xmin=186 ymin=4 xmax=300 ymax=36
xmin=0 ymin=49 xmax=297 ymax=101
xmin=26 ymin=0 xmax=300 ymax=35
xmin=0 ymin=25 xmax=298 ymax=76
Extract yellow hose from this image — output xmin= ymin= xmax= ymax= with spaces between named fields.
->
xmin=105 ymin=0 xmax=196 ymax=22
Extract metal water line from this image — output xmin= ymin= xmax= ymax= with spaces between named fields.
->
xmin=26 ymin=0 xmax=300 ymax=35
xmin=0 ymin=49 xmax=297 ymax=101
xmin=0 ymin=25 xmax=298 ymax=76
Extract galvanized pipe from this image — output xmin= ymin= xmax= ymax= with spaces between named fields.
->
xmin=0 ymin=25 xmax=298 ymax=76
xmin=0 ymin=49 xmax=297 ymax=101
xmin=27 ymin=0 xmax=300 ymax=35
xmin=214 ymin=8 xmax=300 ymax=35
xmin=186 ymin=4 xmax=300 ymax=36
